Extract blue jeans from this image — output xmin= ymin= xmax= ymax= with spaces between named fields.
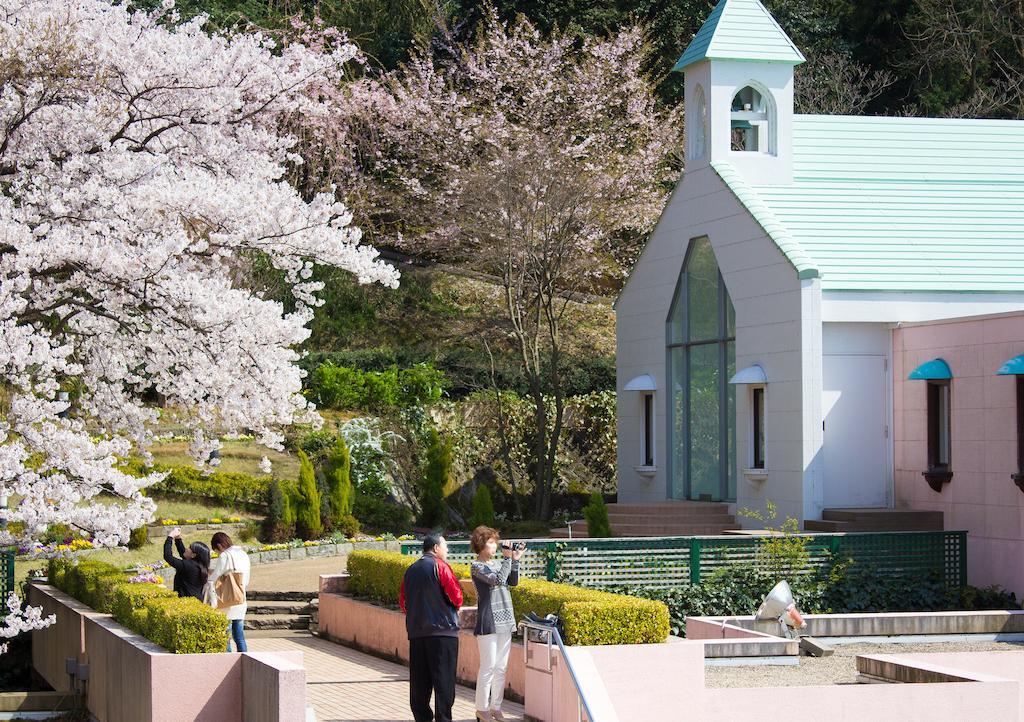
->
xmin=227 ymin=619 xmax=247 ymax=653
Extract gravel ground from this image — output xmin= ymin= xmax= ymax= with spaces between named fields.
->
xmin=704 ymin=640 xmax=1024 ymax=688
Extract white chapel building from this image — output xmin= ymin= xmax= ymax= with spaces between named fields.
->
xmin=615 ymin=0 xmax=1024 ymax=552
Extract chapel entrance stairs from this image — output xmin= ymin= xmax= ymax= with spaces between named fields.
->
xmin=803 ymin=507 xmax=944 ymax=533
xmin=550 ymin=500 xmax=740 ymax=538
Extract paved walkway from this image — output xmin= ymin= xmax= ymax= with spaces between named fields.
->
xmin=250 ymin=634 xmax=525 ymax=722
xmin=247 ymin=555 xmax=347 ymax=592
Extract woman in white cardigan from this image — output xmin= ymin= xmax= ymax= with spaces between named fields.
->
xmin=208 ymin=532 xmax=251 ymax=653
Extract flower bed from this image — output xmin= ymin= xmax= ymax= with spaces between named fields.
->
xmin=47 ymin=558 xmax=226 ymax=654
xmin=345 ymin=550 xmax=670 ymax=645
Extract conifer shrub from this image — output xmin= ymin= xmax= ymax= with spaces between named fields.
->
xmin=419 ymin=429 xmax=450 ymax=528
xmin=295 ymin=450 xmax=323 ymax=540
xmin=326 ymin=437 xmax=354 ymax=519
xmin=583 ymin=492 xmax=613 ymax=538
xmin=468 ymin=485 xmax=496 ymax=530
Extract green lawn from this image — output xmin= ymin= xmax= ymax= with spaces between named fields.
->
xmin=148 ymin=439 xmax=300 ymax=478
xmin=152 ymin=498 xmax=261 ymax=522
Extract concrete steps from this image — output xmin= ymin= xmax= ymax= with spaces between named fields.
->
xmin=244 ymin=590 xmax=317 ymax=632
xmin=804 ymin=508 xmax=944 ymax=533
xmin=550 ymin=501 xmax=740 ymax=538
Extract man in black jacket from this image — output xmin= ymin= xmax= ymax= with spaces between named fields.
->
xmin=399 ymin=534 xmax=464 ymax=722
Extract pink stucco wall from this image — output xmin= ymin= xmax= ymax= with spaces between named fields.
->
xmin=317 ymin=591 xmax=525 ymax=702
xmin=534 ymin=639 xmax=1024 ymax=722
xmin=893 ymin=312 xmax=1024 ymax=595
xmin=30 ymin=583 xmax=306 ymax=722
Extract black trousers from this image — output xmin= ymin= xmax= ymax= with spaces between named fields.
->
xmin=409 ymin=635 xmax=459 ymax=722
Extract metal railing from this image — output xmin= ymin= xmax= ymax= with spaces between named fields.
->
xmin=0 ymin=548 xmax=14 ymax=599
xmin=403 ymin=530 xmax=967 ymax=591
xmin=521 ymin=619 xmax=614 ymax=722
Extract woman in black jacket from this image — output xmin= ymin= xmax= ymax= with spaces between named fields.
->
xmin=163 ymin=528 xmax=211 ymax=601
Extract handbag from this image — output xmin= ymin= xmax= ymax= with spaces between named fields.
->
xmin=214 ymin=550 xmax=246 ymax=609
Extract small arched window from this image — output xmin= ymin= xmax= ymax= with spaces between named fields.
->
xmin=690 ymin=85 xmax=707 ymax=160
xmin=730 ymin=85 xmax=775 ymax=154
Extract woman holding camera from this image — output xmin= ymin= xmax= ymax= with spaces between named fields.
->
xmin=470 ymin=526 xmax=522 ymax=722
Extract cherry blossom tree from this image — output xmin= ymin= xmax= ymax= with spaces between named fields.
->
xmin=335 ymin=10 xmax=682 ymax=519
xmin=0 ymin=0 xmax=399 ymax=548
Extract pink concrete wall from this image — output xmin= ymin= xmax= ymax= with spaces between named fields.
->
xmin=317 ymin=591 xmax=525 ymax=702
xmin=30 ymin=584 xmax=305 ymax=722
xmin=535 ymin=637 xmax=1024 ymax=722
xmin=893 ymin=313 xmax=1024 ymax=594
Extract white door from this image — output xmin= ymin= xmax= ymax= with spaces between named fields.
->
xmin=822 ymin=354 xmax=888 ymax=508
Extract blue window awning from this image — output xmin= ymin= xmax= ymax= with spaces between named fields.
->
xmin=997 ymin=355 xmax=1024 ymax=376
xmin=729 ymin=364 xmax=767 ymax=385
xmin=908 ymin=358 xmax=953 ymax=380
xmin=623 ymin=374 xmax=657 ymax=392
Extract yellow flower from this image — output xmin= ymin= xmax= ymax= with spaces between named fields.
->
xmin=161 ymin=519 xmax=176 ymax=526
xmin=210 ymin=518 xmax=222 ymax=524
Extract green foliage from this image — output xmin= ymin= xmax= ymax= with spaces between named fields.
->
xmin=263 ymin=479 xmax=295 ymax=542
xmin=510 ymin=578 xmax=668 ymax=645
xmin=561 ymin=599 xmax=669 ymax=646
xmin=309 ymin=363 xmax=446 ymax=412
xmin=468 ymin=485 xmax=496 ymax=530
xmin=49 ymin=558 xmax=226 ymax=653
xmin=583 ymin=493 xmax=612 ymax=538
xmin=297 ymin=429 xmax=338 ymax=463
xmin=353 ymin=492 xmax=412 ymax=533
xmin=345 ymin=551 xmax=667 ymax=645
xmin=238 ymin=519 xmax=260 ymax=543
xmin=40 ymin=524 xmax=75 ymax=545
xmin=150 ymin=465 xmax=270 ymax=508
xmin=144 ymin=596 xmax=229 ymax=654
xmin=334 ymin=513 xmax=362 ymax=538
xmin=325 ymin=437 xmax=355 ymax=521
xmin=127 ymin=526 xmax=149 ymax=550
xmin=420 ymin=429 xmax=451 ymax=527
xmin=346 ymin=550 xmax=416 ymax=604
xmin=295 ymin=450 xmax=323 ymax=540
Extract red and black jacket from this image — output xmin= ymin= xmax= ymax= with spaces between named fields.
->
xmin=399 ymin=552 xmax=463 ymax=639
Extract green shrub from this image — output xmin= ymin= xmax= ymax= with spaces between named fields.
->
xmin=561 ymin=599 xmax=669 ymax=645
xmin=325 ymin=437 xmax=354 ymax=522
xmin=419 ymin=429 xmax=450 ymax=528
xmin=151 ymin=465 xmax=270 ymax=508
xmin=297 ymin=429 xmax=337 ymax=462
xmin=295 ymin=450 xmax=323 ymax=540
xmin=144 ymin=596 xmax=228 ymax=654
xmin=127 ymin=525 xmax=149 ymax=550
xmin=40 ymin=524 xmax=75 ymax=545
xmin=309 ymin=363 xmax=446 ymax=412
xmin=345 ymin=552 xmax=664 ymax=644
xmin=334 ymin=513 xmax=361 ymax=538
xmin=468 ymin=485 xmax=495 ymax=530
xmin=353 ymin=492 xmax=412 ymax=533
xmin=238 ymin=519 xmax=260 ymax=543
xmin=583 ymin=493 xmax=612 ymax=538
xmin=346 ymin=551 xmax=416 ymax=605
xmin=111 ymin=583 xmax=177 ymax=631
xmin=262 ymin=479 xmax=295 ymax=542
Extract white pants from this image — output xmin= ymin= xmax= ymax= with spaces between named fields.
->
xmin=476 ymin=631 xmax=512 ymax=711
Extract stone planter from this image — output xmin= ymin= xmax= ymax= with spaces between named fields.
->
xmin=316 ymin=574 xmax=524 ymax=703
xmin=29 ymin=583 xmax=306 ymax=722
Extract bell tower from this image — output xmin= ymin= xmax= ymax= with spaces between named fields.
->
xmin=674 ymin=0 xmax=804 ymax=185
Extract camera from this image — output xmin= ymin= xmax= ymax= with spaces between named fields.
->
xmin=501 ymin=541 xmax=526 ymax=552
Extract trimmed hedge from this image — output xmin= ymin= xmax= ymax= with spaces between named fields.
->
xmin=346 ymin=551 xmax=474 ymax=605
xmin=47 ymin=559 xmax=227 ymax=654
xmin=344 ymin=551 xmax=667 ymax=645
xmin=153 ymin=466 xmax=270 ymax=508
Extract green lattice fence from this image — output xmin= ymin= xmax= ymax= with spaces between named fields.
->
xmin=401 ymin=531 xmax=967 ymax=591
xmin=0 ymin=548 xmax=14 ymax=599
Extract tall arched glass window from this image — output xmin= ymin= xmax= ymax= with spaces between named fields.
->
xmin=666 ymin=237 xmax=736 ymax=501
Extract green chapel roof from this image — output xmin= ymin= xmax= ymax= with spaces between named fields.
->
xmin=673 ymin=0 xmax=805 ymax=72
xmin=712 ymin=114 xmax=1024 ymax=293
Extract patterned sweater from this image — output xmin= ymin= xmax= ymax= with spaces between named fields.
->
xmin=471 ymin=557 xmax=520 ymax=636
